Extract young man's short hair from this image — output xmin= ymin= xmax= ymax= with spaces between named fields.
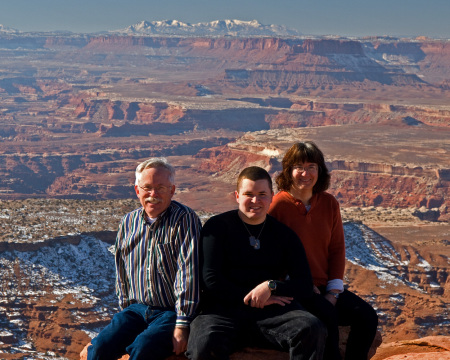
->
xmin=236 ymin=166 xmax=273 ymax=192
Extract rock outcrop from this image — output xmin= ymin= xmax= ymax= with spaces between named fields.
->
xmin=1 ymin=29 xmax=450 ymax=360
xmin=374 ymin=336 xmax=450 ymax=360
xmin=79 ymin=328 xmax=382 ymax=360
xmin=0 ymin=199 xmax=448 ymax=359
xmin=194 ymin=125 xmax=449 ymax=221
xmin=1 ymin=30 xmax=450 ymax=203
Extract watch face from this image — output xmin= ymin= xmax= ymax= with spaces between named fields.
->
xmin=268 ymin=280 xmax=276 ymax=291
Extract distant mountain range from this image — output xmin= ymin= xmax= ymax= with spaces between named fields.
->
xmin=112 ymin=19 xmax=302 ymax=37
xmin=0 ymin=20 xmax=301 ymax=37
xmin=0 ymin=24 xmax=18 ymax=33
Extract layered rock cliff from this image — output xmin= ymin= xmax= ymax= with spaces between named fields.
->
xmin=1 ymin=30 xmax=449 ymax=360
xmin=0 ymin=199 xmax=448 ymax=359
xmin=194 ymin=125 xmax=449 ymax=221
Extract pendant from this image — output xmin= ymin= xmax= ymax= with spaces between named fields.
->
xmin=249 ymin=236 xmax=260 ymax=250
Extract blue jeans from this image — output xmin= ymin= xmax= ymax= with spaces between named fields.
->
xmin=87 ymin=304 xmax=176 ymax=360
xmin=186 ymin=302 xmax=326 ymax=360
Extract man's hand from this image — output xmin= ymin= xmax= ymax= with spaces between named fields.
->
xmin=243 ymin=281 xmax=292 ymax=308
xmin=264 ymin=295 xmax=293 ymax=306
xmin=172 ymin=326 xmax=189 ymax=355
xmin=243 ymin=281 xmax=271 ymax=308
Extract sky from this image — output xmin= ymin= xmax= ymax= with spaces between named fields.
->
xmin=0 ymin=0 xmax=449 ymax=38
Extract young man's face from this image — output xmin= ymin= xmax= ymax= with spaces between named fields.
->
xmin=135 ymin=167 xmax=175 ymax=218
xmin=235 ymin=178 xmax=273 ymax=225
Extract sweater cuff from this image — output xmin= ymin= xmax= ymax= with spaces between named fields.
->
xmin=326 ymin=279 xmax=344 ymax=293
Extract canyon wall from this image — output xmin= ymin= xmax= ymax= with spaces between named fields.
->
xmin=194 ymin=125 xmax=449 ymax=221
xmin=0 ymin=32 xmax=449 ymax=360
xmin=0 ymin=203 xmax=448 ymax=359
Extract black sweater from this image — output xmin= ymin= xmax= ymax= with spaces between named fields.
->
xmin=200 ymin=210 xmax=313 ymax=309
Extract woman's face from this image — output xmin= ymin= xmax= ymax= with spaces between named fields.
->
xmin=290 ymin=162 xmax=319 ymax=192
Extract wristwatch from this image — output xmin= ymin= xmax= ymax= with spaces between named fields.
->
xmin=328 ymin=291 xmax=340 ymax=299
xmin=267 ymin=280 xmax=277 ymax=292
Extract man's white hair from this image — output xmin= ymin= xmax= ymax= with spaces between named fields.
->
xmin=135 ymin=157 xmax=175 ymax=185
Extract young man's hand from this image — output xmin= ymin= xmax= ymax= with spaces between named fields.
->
xmin=243 ymin=281 xmax=293 ymax=308
xmin=264 ymin=295 xmax=293 ymax=306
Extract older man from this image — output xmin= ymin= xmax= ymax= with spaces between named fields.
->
xmin=88 ymin=158 xmax=202 ymax=360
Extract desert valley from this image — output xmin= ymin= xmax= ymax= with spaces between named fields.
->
xmin=0 ymin=21 xmax=449 ymax=359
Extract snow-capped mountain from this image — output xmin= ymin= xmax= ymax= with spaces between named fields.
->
xmin=0 ymin=24 xmax=19 ymax=34
xmin=112 ymin=19 xmax=302 ymax=37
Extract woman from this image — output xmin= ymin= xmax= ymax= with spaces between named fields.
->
xmin=268 ymin=141 xmax=378 ymax=360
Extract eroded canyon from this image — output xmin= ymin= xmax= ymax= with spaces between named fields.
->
xmin=0 ymin=31 xmax=449 ymax=359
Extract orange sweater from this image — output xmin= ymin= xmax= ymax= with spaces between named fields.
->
xmin=268 ymin=191 xmax=345 ymax=287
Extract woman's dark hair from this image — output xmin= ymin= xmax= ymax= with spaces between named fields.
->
xmin=275 ymin=141 xmax=330 ymax=193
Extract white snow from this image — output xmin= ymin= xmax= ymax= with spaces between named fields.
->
xmin=343 ymin=222 xmax=437 ymax=292
xmin=112 ymin=19 xmax=302 ymax=37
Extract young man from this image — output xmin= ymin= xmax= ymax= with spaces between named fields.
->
xmin=186 ymin=166 xmax=326 ymax=360
xmin=88 ymin=158 xmax=202 ymax=360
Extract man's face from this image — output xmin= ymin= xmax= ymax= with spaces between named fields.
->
xmin=235 ymin=178 xmax=273 ymax=225
xmin=135 ymin=167 xmax=175 ymax=218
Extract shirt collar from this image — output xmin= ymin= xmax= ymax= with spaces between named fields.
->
xmin=285 ymin=191 xmax=319 ymax=206
xmin=140 ymin=201 xmax=174 ymax=224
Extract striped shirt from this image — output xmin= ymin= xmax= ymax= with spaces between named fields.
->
xmin=115 ymin=200 xmax=201 ymax=327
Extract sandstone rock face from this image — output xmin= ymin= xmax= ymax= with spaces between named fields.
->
xmin=369 ymin=40 xmax=450 ymax=85
xmin=79 ymin=334 xmax=449 ymax=359
xmin=298 ymin=39 xmax=365 ymax=55
xmin=194 ymin=126 xmax=449 ymax=221
xmin=79 ymin=328 xmax=382 ymax=360
xmin=1 ymin=31 xmax=449 ymax=359
xmin=385 ymin=354 xmax=450 ymax=360
xmin=1 ymin=31 xmax=449 ymax=206
xmin=0 ymin=199 xmax=448 ymax=359
xmin=73 ymin=99 xmax=185 ymax=125
xmin=373 ymin=336 xmax=450 ymax=360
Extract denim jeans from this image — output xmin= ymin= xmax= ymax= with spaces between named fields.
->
xmin=87 ymin=303 xmax=176 ymax=360
xmin=186 ymin=302 xmax=326 ymax=360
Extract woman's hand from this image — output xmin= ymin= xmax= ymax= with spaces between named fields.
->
xmin=324 ymin=292 xmax=339 ymax=306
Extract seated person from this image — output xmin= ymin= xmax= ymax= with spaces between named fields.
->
xmin=87 ymin=158 xmax=202 ymax=360
xmin=186 ymin=166 xmax=326 ymax=360
xmin=269 ymin=141 xmax=378 ymax=360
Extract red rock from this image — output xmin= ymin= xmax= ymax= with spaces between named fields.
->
xmin=300 ymin=39 xmax=365 ymax=55
xmin=374 ymin=336 xmax=450 ymax=360
xmin=80 ymin=328 xmax=382 ymax=360
xmin=384 ymin=353 xmax=450 ymax=359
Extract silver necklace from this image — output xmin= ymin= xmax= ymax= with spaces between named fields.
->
xmin=240 ymin=218 xmax=266 ymax=250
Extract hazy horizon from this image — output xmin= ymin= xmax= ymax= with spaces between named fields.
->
xmin=1 ymin=0 xmax=449 ymax=38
